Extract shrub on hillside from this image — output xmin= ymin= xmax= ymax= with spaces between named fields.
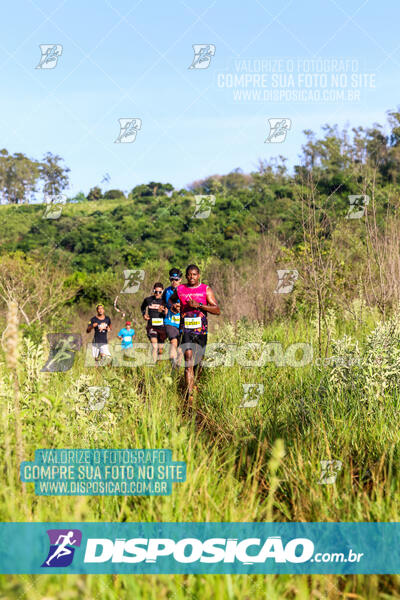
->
xmin=320 ymin=307 xmax=400 ymax=397
xmin=103 ymin=189 xmax=125 ymax=200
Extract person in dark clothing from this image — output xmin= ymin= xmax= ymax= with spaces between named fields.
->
xmin=86 ymin=303 xmax=112 ymax=365
xmin=161 ymin=267 xmax=182 ymax=368
xmin=140 ymin=282 xmax=167 ymax=362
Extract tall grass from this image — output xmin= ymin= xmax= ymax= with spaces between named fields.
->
xmin=1 ymin=308 xmax=400 ymax=598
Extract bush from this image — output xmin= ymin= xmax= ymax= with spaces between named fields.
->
xmin=103 ymin=189 xmax=125 ymax=200
xmin=321 ymin=306 xmax=400 ymax=397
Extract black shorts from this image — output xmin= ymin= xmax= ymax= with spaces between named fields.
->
xmin=146 ymin=325 xmax=167 ymax=343
xmin=179 ymin=331 xmax=207 ymax=366
xmin=165 ymin=325 xmax=180 ymax=340
xmin=180 ymin=330 xmax=207 ymax=347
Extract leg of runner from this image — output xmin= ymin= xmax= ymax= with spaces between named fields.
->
xmin=176 ymin=343 xmax=183 ymax=367
xmin=170 ymin=338 xmax=179 ymax=365
xmin=164 ymin=326 xmax=181 ymax=368
xmin=181 ymin=338 xmax=205 ymax=399
xmin=150 ymin=337 xmax=158 ymax=362
xmin=183 ymin=345 xmax=195 ymax=398
xmin=190 ymin=343 xmax=205 ymax=396
xmin=156 ymin=323 xmax=167 ymax=362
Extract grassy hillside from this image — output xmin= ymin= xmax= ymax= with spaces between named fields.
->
xmin=2 ymin=119 xmax=400 ymax=597
xmin=1 ymin=309 xmax=400 ymax=597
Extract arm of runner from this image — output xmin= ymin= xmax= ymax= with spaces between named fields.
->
xmin=140 ymin=298 xmax=150 ymax=320
xmin=169 ymin=290 xmax=180 ymax=312
xmin=86 ymin=319 xmax=96 ymax=333
xmin=198 ymin=286 xmax=220 ymax=315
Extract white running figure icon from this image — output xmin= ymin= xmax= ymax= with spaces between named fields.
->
xmin=46 ymin=531 xmax=77 ymax=565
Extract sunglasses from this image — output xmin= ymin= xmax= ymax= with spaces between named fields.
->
xmin=170 ymin=277 xmax=180 ymax=281
xmin=153 ymin=290 xmax=163 ymax=294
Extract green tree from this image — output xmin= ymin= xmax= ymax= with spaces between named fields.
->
xmin=40 ymin=152 xmax=70 ymax=198
xmin=87 ymin=186 xmax=102 ymax=201
xmin=103 ymin=189 xmax=126 ymax=200
xmin=0 ymin=151 xmax=40 ymax=204
xmin=131 ymin=182 xmax=174 ymax=198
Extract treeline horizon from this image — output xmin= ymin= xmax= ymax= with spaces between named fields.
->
xmin=2 ymin=107 xmax=400 ymax=206
xmin=2 ymin=108 xmax=400 ymax=342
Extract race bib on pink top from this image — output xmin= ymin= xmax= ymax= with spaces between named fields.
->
xmin=177 ymin=283 xmax=208 ymax=334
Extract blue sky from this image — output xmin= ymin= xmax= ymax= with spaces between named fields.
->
xmin=1 ymin=0 xmax=399 ymax=196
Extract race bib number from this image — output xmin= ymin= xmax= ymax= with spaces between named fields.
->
xmin=184 ymin=316 xmax=201 ymax=329
xmin=171 ymin=315 xmax=180 ymax=325
xmin=152 ymin=318 xmax=163 ymax=326
xmin=123 ymin=336 xmax=131 ymax=342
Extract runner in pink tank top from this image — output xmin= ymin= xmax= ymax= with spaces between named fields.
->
xmin=177 ymin=282 xmax=208 ymax=334
xmin=169 ymin=264 xmax=220 ymax=402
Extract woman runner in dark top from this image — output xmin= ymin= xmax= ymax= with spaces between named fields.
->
xmin=140 ymin=282 xmax=167 ymax=362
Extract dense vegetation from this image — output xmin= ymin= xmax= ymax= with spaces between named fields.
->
xmin=1 ymin=308 xmax=400 ymax=598
xmin=2 ymin=109 xmax=400 ymax=275
xmin=2 ymin=111 xmax=400 ymax=598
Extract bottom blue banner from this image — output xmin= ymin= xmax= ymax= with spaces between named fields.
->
xmin=0 ymin=522 xmax=398 ymax=574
